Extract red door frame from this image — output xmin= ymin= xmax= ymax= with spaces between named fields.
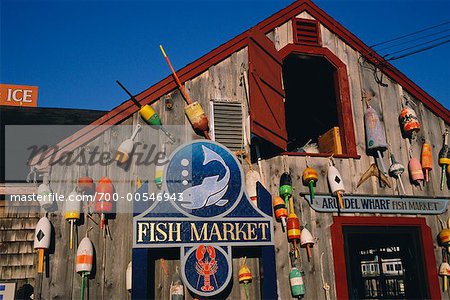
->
xmin=278 ymin=44 xmax=357 ymax=157
xmin=330 ymin=216 xmax=441 ymax=299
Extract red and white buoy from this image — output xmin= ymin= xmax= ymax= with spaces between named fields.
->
xmin=34 ymin=216 xmax=51 ymax=274
xmin=246 ymin=169 xmax=261 ymax=205
xmin=409 ymin=156 xmax=424 ymax=189
xmin=76 ymin=237 xmax=94 ymax=300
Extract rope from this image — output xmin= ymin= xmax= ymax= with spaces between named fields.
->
xmin=320 ymin=252 xmax=331 ymax=300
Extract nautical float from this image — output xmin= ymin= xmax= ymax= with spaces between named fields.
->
xmin=114 ymin=124 xmax=141 ymax=164
xmin=389 ymin=153 xmax=406 ymax=195
xmin=289 ymin=266 xmax=305 ymax=298
xmin=37 ymin=173 xmax=53 ymax=211
xmin=300 ymin=227 xmax=315 ymax=260
xmin=245 ymin=169 xmax=261 ymax=205
xmin=279 ymin=172 xmax=293 ymax=209
xmin=287 ymin=212 xmax=301 ymax=258
xmin=440 ymin=260 xmax=450 ymax=292
xmin=126 ymin=261 xmax=132 ymax=292
xmin=273 ymin=196 xmax=288 ymax=230
xmin=238 ymin=257 xmax=252 ymax=300
xmin=439 ymin=130 xmax=450 ymax=190
xmin=65 ymin=187 xmax=81 ymax=249
xmin=399 ymin=103 xmax=420 ymax=138
xmin=408 ymin=156 xmax=424 ymax=189
xmin=327 ymin=159 xmax=345 ymax=210
xmin=302 ymin=167 xmax=318 ymax=203
xmin=170 ymin=266 xmax=184 ymax=300
xmin=421 ymin=141 xmax=433 ymax=183
xmin=34 ymin=216 xmax=51 ymax=274
xmin=94 ymin=176 xmax=114 ymax=230
xmin=76 ymin=237 xmax=94 ymax=300
xmin=364 ymin=100 xmax=388 ymax=174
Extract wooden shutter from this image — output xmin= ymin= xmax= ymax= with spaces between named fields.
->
xmin=293 ymin=18 xmax=321 ymax=46
xmin=248 ymin=28 xmax=287 ymax=150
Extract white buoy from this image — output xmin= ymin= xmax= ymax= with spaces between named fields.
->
xmin=34 ymin=216 xmax=51 ymax=273
xmin=245 ymin=169 xmax=261 ymax=205
xmin=115 ymin=124 xmax=141 ymax=163
xmin=76 ymin=237 xmax=94 ymax=300
xmin=300 ymin=228 xmax=315 ymax=259
xmin=327 ymin=160 xmax=345 ymax=209
xmin=126 ymin=261 xmax=132 ymax=292
xmin=37 ymin=173 xmax=53 ymax=211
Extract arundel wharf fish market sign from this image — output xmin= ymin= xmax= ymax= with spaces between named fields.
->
xmin=133 ymin=140 xmax=273 ymax=297
xmin=303 ymin=194 xmax=449 ymax=214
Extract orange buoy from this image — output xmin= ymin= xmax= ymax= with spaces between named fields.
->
xmin=273 ymin=196 xmax=288 ymax=230
xmin=399 ymin=104 xmax=420 ymax=138
xmin=421 ymin=141 xmax=433 ymax=183
xmin=94 ymin=177 xmax=114 ymax=230
xmin=287 ymin=212 xmax=301 ymax=258
xmin=302 ymin=167 xmax=318 ymax=203
xmin=76 ymin=237 xmax=94 ymax=300
xmin=408 ymin=157 xmax=424 ymax=189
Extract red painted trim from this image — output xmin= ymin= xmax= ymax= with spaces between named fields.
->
xmin=278 ymin=44 xmax=358 ymax=156
xmin=30 ymin=0 xmax=449 ymax=169
xmin=331 ymin=216 xmax=441 ymax=300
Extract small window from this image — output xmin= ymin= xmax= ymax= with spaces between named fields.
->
xmin=210 ymin=100 xmax=243 ymax=151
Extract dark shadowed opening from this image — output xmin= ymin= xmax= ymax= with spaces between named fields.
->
xmin=282 ymin=54 xmax=339 ymax=152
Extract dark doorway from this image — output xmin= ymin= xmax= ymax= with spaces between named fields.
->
xmin=282 ymin=54 xmax=339 ymax=152
xmin=343 ymin=226 xmax=428 ymax=299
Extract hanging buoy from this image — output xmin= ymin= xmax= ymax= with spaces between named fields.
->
xmin=37 ymin=173 xmax=53 ymax=211
xmin=170 ymin=266 xmax=184 ymax=300
xmin=34 ymin=216 xmax=51 ymax=274
xmin=287 ymin=212 xmax=301 ymax=258
xmin=116 ymin=81 xmax=176 ymax=143
xmin=300 ymin=228 xmax=315 ymax=260
xmin=439 ymin=130 xmax=450 ymax=191
xmin=279 ymin=172 xmax=293 ymax=209
xmin=78 ymin=175 xmax=94 ymax=194
xmin=160 ymin=45 xmax=210 ymax=139
xmin=94 ymin=177 xmax=114 ymax=230
xmin=302 ymin=167 xmax=318 ymax=203
xmin=76 ymin=237 xmax=94 ymax=300
xmin=438 ymin=219 xmax=450 ymax=252
xmin=155 ymin=143 xmax=167 ymax=189
xmin=115 ymin=124 xmax=141 ymax=164
xmin=289 ymin=267 xmax=305 ymax=298
xmin=238 ymin=257 xmax=252 ymax=300
xmin=399 ymin=104 xmax=420 ymax=138
xmin=327 ymin=160 xmax=345 ymax=210
xmin=364 ymin=101 xmax=388 ymax=174
xmin=65 ymin=188 xmax=81 ymax=249
xmin=245 ymin=169 xmax=261 ymax=205
xmin=126 ymin=261 xmax=132 ymax=292
xmin=439 ymin=262 xmax=450 ymax=292
xmin=408 ymin=157 xmax=424 ymax=189
xmin=421 ymin=141 xmax=433 ymax=183
xmin=273 ymin=196 xmax=288 ymax=230
xmin=389 ymin=154 xmax=406 ymax=195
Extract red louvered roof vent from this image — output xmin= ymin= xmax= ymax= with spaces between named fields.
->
xmin=293 ymin=18 xmax=321 ymax=46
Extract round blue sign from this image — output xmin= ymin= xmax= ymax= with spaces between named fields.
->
xmin=182 ymin=245 xmax=231 ymax=296
xmin=165 ymin=141 xmax=243 ymax=217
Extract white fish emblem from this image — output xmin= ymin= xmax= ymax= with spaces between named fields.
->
xmin=180 ymin=146 xmax=230 ymax=209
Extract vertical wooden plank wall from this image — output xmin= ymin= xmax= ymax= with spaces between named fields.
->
xmin=31 ymin=17 xmax=449 ymax=300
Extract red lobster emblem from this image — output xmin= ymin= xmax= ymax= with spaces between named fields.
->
xmin=195 ymin=245 xmax=218 ymax=291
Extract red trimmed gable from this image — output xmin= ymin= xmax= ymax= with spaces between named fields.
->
xmin=30 ymin=0 xmax=450 ymax=169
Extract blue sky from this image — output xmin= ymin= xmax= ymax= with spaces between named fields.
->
xmin=1 ymin=0 xmax=449 ymax=111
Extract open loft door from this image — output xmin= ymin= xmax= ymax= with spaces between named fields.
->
xmin=248 ymin=28 xmax=287 ymax=151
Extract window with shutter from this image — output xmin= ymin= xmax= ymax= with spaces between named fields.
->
xmin=210 ymin=100 xmax=243 ymax=151
xmin=293 ymin=18 xmax=321 ymax=46
xmin=247 ymin=28 xmax=288 ymax=150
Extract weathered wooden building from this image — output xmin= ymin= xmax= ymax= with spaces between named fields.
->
xmin=10 ymin=0 xmax=450 ymax=299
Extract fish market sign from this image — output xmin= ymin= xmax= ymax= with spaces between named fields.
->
xmin=133 ymin=140 xmax=273 ymax=297
xmin=303 ymin=194 xmax=449 ymax=214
